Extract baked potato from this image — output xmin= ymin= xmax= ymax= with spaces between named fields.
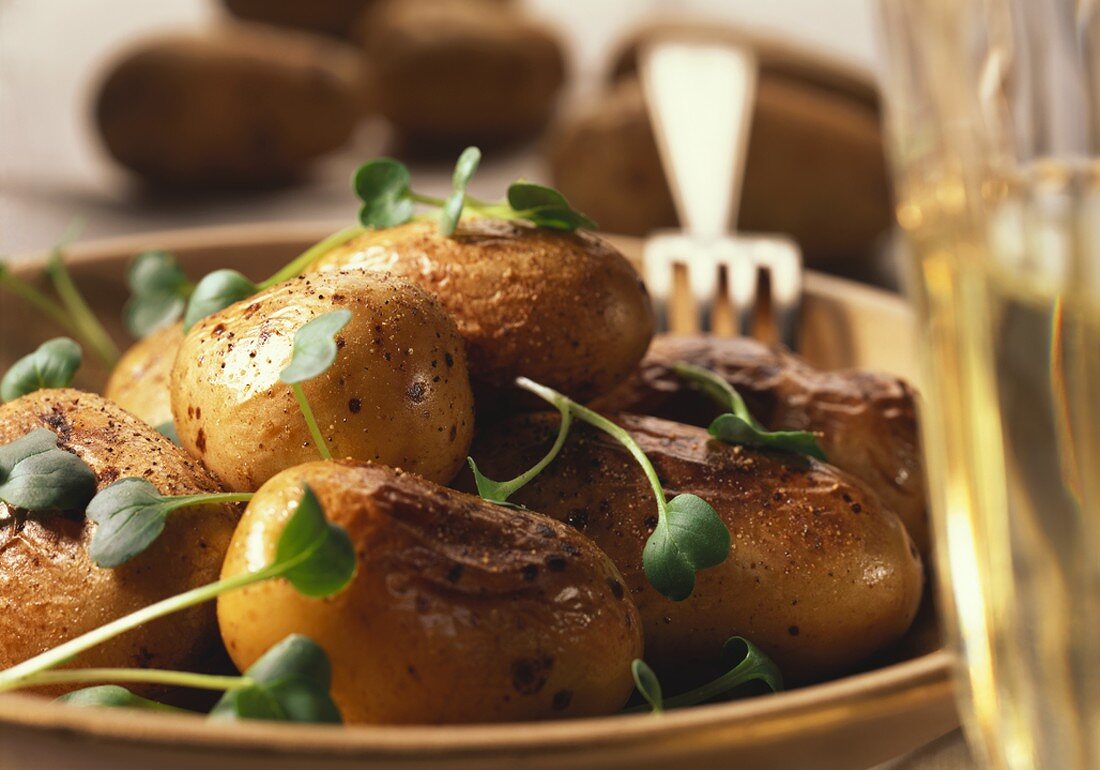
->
xmin=311 ymin=219 xmax=654 ymax=405
xmin=591 ymin=334 xmax=929 ymax=554
xmin=94 ymin=25 xmax=366 ymax=187
xmin=548 ymin=75 xmax=892 ymax=269
xmin=104 ymin=322 xmax=183 ymax=428
xmin=0 ymin=389 xmax=238 ymax=695
xmin=461 ymin=412 xmax=923 ymax=685
xmin=218 ymin=460 xmax=642 ymax=723
xmin=357 ymin=0 xmax=565 ymax=148
xmin=171 ymin=270 xmax=475 ymax=492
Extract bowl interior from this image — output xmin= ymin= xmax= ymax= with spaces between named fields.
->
xmin=0 ymin=224 xmax=951 ymax=770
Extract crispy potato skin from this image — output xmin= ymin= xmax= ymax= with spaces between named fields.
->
xmin=461 ymin=413 xmax=923 ymax=685
xmin=218 ymin=461 xmax=641 ymax=723
xmin=104 ymin=322 xmax=183 ymax=428
xmin=171 ymin=271 xmax=474 ymax=492
xmin=592 ymin=334 xmax=930 ymax=554
xmin=312 ymin=220 xmax=654 ymax=405
xmin=94 ymin=26 xmax=365 ymax=186
xmin=0 ymin=389 xmax=238 ymax=696
xmin=358 ymin=0 xmax=563 ymax=146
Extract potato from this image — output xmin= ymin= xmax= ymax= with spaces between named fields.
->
xmin=357 ymin=0 xmax=564 ymax=147
xmin=548 ymin=75 xmax=892 ymax=270
xmin=171 ymin=271 xmax=474 ymax=492
xmin=0 ymin=389 xmax=238 ymax=696
xmin=221 ymin=0 xmax=377 ymax=37
xmin=461 ymin=413 xmax=923 ymax=685
xmin=218 ymin=460 xmax=641 ymax=723
xmin=94 ymin=25 xmax=366 ymax=187
xmin=104 ymin=322 xmax=183 ymax=428
xmin=592 ymin=334 xmax=930 ymax=554
xmin=311 ymin=219 xmax=654 ymax=405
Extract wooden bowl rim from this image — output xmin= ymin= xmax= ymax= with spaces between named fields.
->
xmin=0 ymin=222 xmax=953 ymax=758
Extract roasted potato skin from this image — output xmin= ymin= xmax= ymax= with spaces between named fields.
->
xmin=461 ymin=413 xmax=923 ymax=685
xmin=171 ymin=271 xmax=475 ymax=492
xmin=218 ymin=460 xmax=642 ymax=723
xmin=94 ymin=26 xmax=365 ymax=187
xmin=0 ymin=389 xmax=238 ymax=695
xmin=592 ymin=334 xmax=929 ymax=554
xmin=358 ymin=0 xmax=564 ymax=147
xmin=104 ymin=322 xmax=183 ymax=428
xmin=312 ymin=219 xmax=654 ymax=405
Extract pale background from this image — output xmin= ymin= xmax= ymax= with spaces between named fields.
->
xmin=0 ymin=1 xmax=975 ymax=767
xmin=0 ymin=0 xmax=879 ymax=255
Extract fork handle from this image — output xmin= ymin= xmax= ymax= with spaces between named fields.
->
xmin=640 ymin=40 xmax=758 ymax=239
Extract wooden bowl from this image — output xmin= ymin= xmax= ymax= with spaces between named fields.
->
xmin=0 ymin=224 xmax=956 ymax=770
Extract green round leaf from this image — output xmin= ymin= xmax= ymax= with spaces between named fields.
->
xmin=354 ymin=159 xmax=415 ymax=229
xmin=210 ymin=635 xmax=341 ymax=724
xmin=125 ymin=250 xmax=191 ymax=337
xmin=279 ymin=310 xmax=352 ymax=385
xmin=642 ymin=494 xmax=729 ymax=601
xmin=0 ymin=428 xmax=96 ymax=512
xmin=128 ymin=250 xmax=187 ymax=296
xmin=452 ymin=146 xmax=482 ymax=191
xmin=183 ymin=270 xmax=258 ymax=332
xmin=631 ymin=659 xmax=664 ymax=713
xmin=708 ymin=414 xmax=827 ymax=461
xmin=87 ymin=478 xmax=173 ymax=568
xmin=275 ymin=484 xmax=357 ymax=598
xmin=1 ymin=337 xmax=83 ymax=402
xmin=506 ymin=182 xmax=597 ymax=230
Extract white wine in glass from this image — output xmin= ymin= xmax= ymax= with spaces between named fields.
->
xmin=877 ymin=1 xmax=1100 ymax=769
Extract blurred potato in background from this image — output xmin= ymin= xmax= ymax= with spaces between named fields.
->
xmin=357 ymin=0 xmax=565 ymax=150
xmin=95 ymin=24 xmax=368 ymax=187
xmin=220 ymin=0 xmax=378 ymax=38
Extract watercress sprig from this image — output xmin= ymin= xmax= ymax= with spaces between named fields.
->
xmin=466 ymin=401 xmax=572 ymax=508
xmin=0 ymin=337 xmax=82 ymax=403
xmin=52 ymin=635 xmax=342 ymax=724
xmin=673 ymin=363 xmax=827 ymax=460
xmin=355 ymin=147 xmax=596 ymax=236
xmin=44 ymin=244 xmax=120 ymax=366
xmin=124 ymin=250 xmax=192 ymax=338
xmin=0 ymin=428 xmax=96 ymax=513
xmin=0 ymin=245 xmax=118 ymax=366
xmin=512 ymin=377 xmax=730 ymax=602
xmin=182 ymin=225 xmax=364 ymax=332
xmin=0 ymin=484 xmax=355 ymax=693
xmin=87 ymin=477 xmax=253 ymax=568
xmin=279 ymin=309 xmax=352 ymax=461
xmin=627 ymin=637 xmax=783 ymax=714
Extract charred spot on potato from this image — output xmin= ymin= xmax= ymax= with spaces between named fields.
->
xmin=195 ymin=428 xmax=207 ymax=453
xmin=445 ymin=563 xmax=464 ymax=583
xmin=789 ymin=626 xmax=801 ymax=636
xmin=521 ymin=564 xmax=539 ymax=582
xmin=348 ymin=397 xmax=362 ymax=414
xmin=545 ymin=555 xmax=567 ymax=572
xmin=406 ymin=381 xmax=426 ymax=403
xmin=552 ymin=689 xmax=573 ymax=710
xmin=607 ymin=578 xmax=625 ymax=600
xmin=510 ymin=655 xmax=554 ymax=695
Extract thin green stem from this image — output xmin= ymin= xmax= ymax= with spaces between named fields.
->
xmin=0 ymin=563 xmax=280 ymax=693
xmin=0 ymin=271 xmax=84 ymax=339
xmin=165 ymin=491 xmax=254 ymax=511
xmin=410 ymin=192 xmax=448 ymax=207
xmin=516 ymin=377 xmax=669 ymax=520
xmin=671 ymin=362 xmax=760 ymax=428
xmin=261 ymin=225 xmax=366 ymax=289
xmin=46 ymin=249 xmax=119 ymax=366
xmin=483 ymin=404 xmax=572 ymax=501
xmin=292 ymin=383 xmax=332 ymax=461
xmin=18 ymin=668 xmax=251 ymax=693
